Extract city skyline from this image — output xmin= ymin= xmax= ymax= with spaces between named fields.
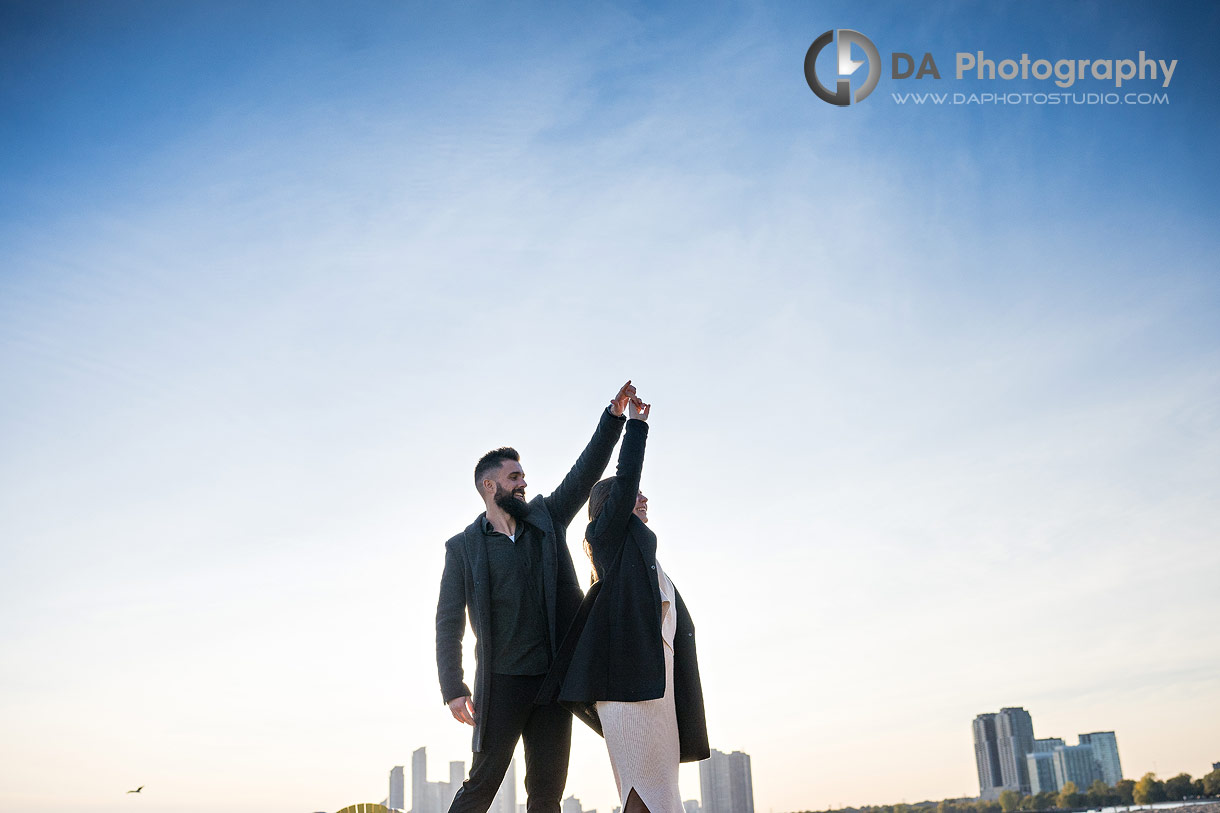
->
xmin=332 ymin=732 xmax=1219 ymax=813
xmin=345 ymin=736 xmax=1211 ymax=813
xmin=975 ymin=707 xmax=1126 ymax=802
xmin=397 ymin=747 xmax=515 ymax=813
xmin=367 ymin=743 xmax=751 ymax=813
xmin=2 ymin=3 xmax=1219 ymax=813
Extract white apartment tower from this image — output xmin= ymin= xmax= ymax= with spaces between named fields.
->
xmin=699 ymin=749 xmax=754 ymax=813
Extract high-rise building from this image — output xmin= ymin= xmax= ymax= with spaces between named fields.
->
xmin=700 ymin=749 xmax=755 ymax=813
xmin=1033 ymin=738 xmax=1065 ymax=754
xmin=562 ymin=795 xmax=584 ymax=813
xmin=973 ymin=714 xmax=1005 ymax=800
xmin=389 ymin=766 xmax=406 ymax=811
xmin=1078 ymin=732 xmax=1122 ymax=786
xmin=683 ymin=800 xmax=702 ymax=813
xmin=1027 ymin=752 xmax=1058 ymax=794
xmin=1052 ymin=744 xmax=1099 ymax=790
xmin=727 ymin=750 xmax=755 ymax=813
xmin=996 ymin=708 xmax=1035 ymax=794
xmin=413 ymin=748 xmax=429 ymax=813
xmin=974 ymin=708 xmax=1036 ymax=798
xmin=445 ymin=761 xmax=464 ymax=811
xmin=489 ymin=759 xmax=517 ymax=813
xmin=700 ymin=751 xmax=731 ymax=813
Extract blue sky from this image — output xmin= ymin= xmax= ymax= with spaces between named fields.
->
xmin=6 ymin=1 xmax=1216 ymax=221
xmin=2 ymin=3 xmax=1219 ymax=813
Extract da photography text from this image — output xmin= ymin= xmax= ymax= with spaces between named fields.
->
xmin=805 ymin=29 xmax=1178 ymax=108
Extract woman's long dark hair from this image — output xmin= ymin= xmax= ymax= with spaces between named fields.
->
xmin=583 ymin=477 xmax=616 ymax=585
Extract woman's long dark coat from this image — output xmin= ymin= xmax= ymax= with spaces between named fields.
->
xmin=539 ymin=418 xmax=710 ymax=763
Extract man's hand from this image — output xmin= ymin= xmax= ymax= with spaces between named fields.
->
xmin=628 ymin=396 xmax=650 ymax=422
xmin=609 ymin=380 xmax=636 ymax=417
xmin=448 ymin=695 xmax=476 ymax=726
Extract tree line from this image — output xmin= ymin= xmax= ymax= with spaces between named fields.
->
xmin=789 ymin=768 xmax=1220 ymax=813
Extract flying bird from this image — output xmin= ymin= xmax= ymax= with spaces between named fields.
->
xmin=126 ymin=786 xmax=144 ymax=794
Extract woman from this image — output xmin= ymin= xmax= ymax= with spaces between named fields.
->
xmin=540 ymin=396 xmax=709 ymax=813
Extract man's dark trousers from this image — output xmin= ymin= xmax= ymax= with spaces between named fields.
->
xmin=447 ymin=673 xmax=570 ymax=813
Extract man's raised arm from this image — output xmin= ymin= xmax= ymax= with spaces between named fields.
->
xmin=544 ymin=381 xmax=633 ymax=527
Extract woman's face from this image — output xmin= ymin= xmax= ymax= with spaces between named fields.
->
xmin=632 ymin=491 xmax=648 ymax=523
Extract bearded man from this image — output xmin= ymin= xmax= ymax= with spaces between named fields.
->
xmin=435 ymin=381 xmax=635 ymax=813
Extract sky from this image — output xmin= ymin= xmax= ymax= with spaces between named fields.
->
xmin=1 ymin=2 xmax=1219 ymax=812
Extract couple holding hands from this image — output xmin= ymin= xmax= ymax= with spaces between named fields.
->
xmin=435 ymin=381 xmax=708 ymax=813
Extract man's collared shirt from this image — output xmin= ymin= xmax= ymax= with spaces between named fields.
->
xmin=481 ymin=513 xmax=550 ymax=675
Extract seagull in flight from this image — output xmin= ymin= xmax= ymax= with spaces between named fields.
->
xmin=126 ymin=786 xmax=144 ymax=794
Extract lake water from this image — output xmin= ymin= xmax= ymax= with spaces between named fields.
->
xmin=1083 ymin=801 xmax=1217 ymax=813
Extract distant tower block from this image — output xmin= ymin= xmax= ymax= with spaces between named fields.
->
xmin=389 ymin=766 xmax=406 ymax=811
xmin=1027 ymin=752 xmax=1058 ymax=794
xmin=699 ymin=749 xmax=754 ymax=813
xmin=1078 ymin=732 xmax=1123 ymax=786
xmin=489 ymin=759 xmax=517 ymax=813
xmin=1053 ymin=744 xmax=1100 ymax=789
xmin=973 ymin=713 xmax=1004 ymax=800
xmin=1034 ymin=738 xmax=1065 ymax=754
xmin=996 ymin=707 xmax=1035 ymax=794
xmin=413 ymin=748 xmax=429 ymax=813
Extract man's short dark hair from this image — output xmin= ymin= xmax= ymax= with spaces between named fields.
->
xmin=474 ymin=447 xmax=519 ymax=492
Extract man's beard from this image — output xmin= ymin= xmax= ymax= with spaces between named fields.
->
xmin=494 ymin=484 xmax=532 ymax=522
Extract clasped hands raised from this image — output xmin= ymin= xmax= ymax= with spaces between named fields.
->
xmin=609 ymin=380 xmax=650 ymax=422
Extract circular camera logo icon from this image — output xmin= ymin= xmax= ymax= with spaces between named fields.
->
xmin=805 ymin=29 xmax=881 ymax=106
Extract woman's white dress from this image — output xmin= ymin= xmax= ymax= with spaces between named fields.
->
xmin=595 ymin=560 xmax=682 ymax=813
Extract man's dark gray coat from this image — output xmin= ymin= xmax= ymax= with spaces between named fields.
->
xmin=435 ymin=407 xmax=625 ymax=752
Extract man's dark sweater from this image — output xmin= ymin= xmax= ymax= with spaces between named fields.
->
xmin=481 ymin=515 xmax=550 ymax=675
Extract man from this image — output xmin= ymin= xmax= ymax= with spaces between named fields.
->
xmin=436 ymin=381 xmax=636 ymax=813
